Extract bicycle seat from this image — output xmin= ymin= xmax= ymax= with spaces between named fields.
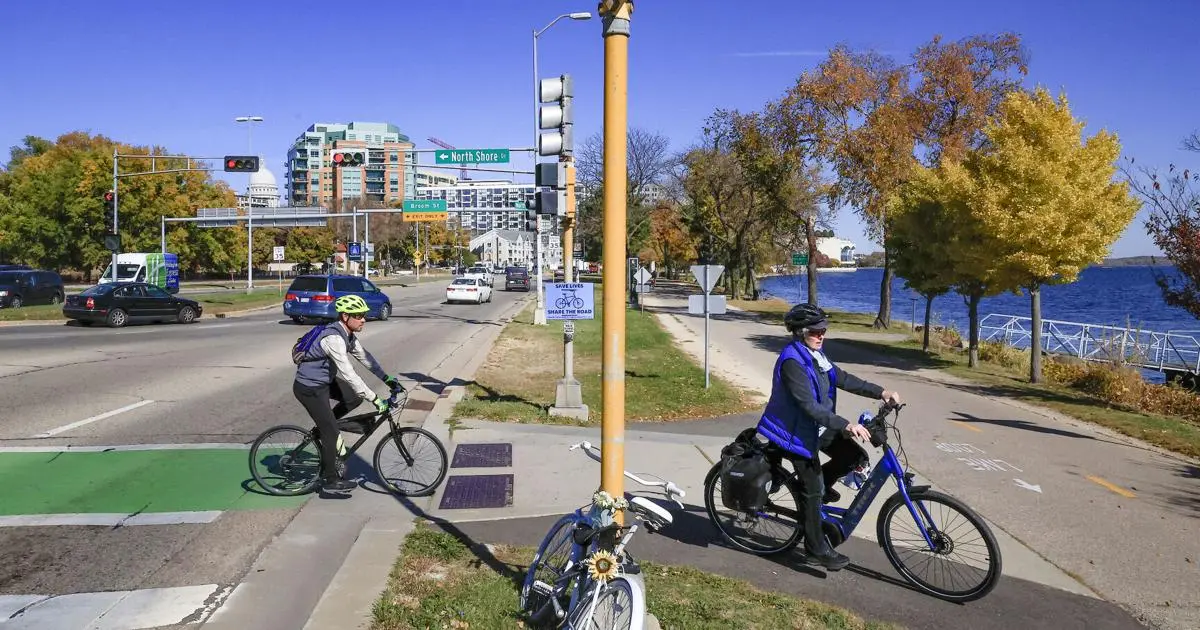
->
xmin=628 ymin=496 xmax=672 ymax=532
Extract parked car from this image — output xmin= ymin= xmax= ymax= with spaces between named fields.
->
xmin=504 ymin=267 xmax=530 ymax=292
xmin=63 ymin=282 xmax=202 ymax=327
xmin=446 ymin=277 xmax=492 ymax=304
xmin=0 ymin=269 xmax=65 ymax=308
xmin=283 ymin=274 xmax=392 ymax=324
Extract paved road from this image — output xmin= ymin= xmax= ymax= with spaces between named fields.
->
xmin=450 ymin=513 xmax=1143 ymax=630
xmin=0 ymin=281 xmax=529 ymax=628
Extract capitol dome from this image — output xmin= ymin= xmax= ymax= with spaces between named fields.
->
xmin=249 ymin=165 xmax=277 ymax=189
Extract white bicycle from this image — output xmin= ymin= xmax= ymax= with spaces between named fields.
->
xmin=519 ymin=441 xmax=684 ymax=630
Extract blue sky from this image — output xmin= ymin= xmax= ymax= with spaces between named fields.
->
xmin=2 ymin=0 xmax=1196 ymax=257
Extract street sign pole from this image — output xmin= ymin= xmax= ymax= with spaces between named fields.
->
xmin=364 ymin=214 xmax=371 ymax=278
xmin=704 ymin=266 xmax=710 ymax=388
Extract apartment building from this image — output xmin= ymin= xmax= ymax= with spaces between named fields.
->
xmin=285 ymin=121 xmax=416 ymax=207
xmin=414 ymin=179 xmax=560 ymax=236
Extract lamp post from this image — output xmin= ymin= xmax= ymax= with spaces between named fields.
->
xmin=532 ymin=11 xmax=591 ymax=325
xmin=236 ymin=116 xmax=263 ymax=290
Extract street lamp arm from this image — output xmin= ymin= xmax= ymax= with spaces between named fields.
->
xmin=535 ymin=11 xmax=591 ymax=38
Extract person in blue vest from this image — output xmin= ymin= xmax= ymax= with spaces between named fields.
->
xmin=293 ymin=294 xmax=402 ymax=492
xmin=757 ymin=303 xmax=901 ymax=570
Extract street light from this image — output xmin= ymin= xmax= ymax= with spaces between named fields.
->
xmin=532 ymin=11 xmax=591 ymax=325
xmin=235 ymin=116 xmax=264 ymax=291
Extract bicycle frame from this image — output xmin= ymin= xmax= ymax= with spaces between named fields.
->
xmin=316 ymin=390 xmax=409 ymax=458
xmin=821 ymin=444 xmax=936 ymax=549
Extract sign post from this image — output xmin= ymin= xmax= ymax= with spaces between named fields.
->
xmin=689 ymin=264 xmax=726 ymax=388
xmin=273 ymin=246 xmax=285 ymax=295
xmin=547 ymin=282 xmax=595 ymax=421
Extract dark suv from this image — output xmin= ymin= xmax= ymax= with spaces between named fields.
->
xmin=505 ymin=267 xmax=530 ymax=291
xmin=0 ymin=270 xmax=64 ymax=308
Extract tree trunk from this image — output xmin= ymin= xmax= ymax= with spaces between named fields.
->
xmin=922 ymin=294 xmax=934 ymax=352
xmin=805 ymin=215 xmax=818 ymax=306
xmin=1030 ymin=284 xmax=1043 ymax=383
xmin=968 ymin=292 xmax=982 ymax=368
xmin=874 ymin=244 xmax=893 ymax=329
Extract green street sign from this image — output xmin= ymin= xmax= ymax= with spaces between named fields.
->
xmin=403 ymin=199 xmax=448 ymax=212
xmin=434 ymin=149 xmax=511 ymax=165
xmin=515 ymin=201 xmax=526 ymax=210
xmin=792 ymin=253 xmax=809 ymax=265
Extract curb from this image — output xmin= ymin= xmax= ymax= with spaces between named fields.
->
xmin=210 ymin=302 xmax=282 ymax=319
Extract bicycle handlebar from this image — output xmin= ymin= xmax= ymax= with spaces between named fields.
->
xmin=568 ymin=441 xmax=686 ymax=508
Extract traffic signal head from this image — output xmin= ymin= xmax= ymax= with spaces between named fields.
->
xmin=223 ymin=156 xmax=260 ymax=172
xmin=535 ymin=162 xmax=567 ymax=189
xmin=332 ymin=151 xmax=364 ymax=166
xmin=538 ymin=74 xmax=573 ymax=157
xmin=103 ymin=190 xmax=114 ymax=209
xmin=529 ymin=189 xmax=563 ymax=217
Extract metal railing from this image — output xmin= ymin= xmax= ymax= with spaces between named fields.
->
xmin=978 ymin=314 xmax=1200 ymax=376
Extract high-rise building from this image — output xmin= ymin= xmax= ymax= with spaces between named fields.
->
xmin=285 ymin=122 xmax=415 ymax=207
xmin=415 ymin=170 xmax=458 ymax=188
xmin=414 ymin=179 xmax=560 ymax=235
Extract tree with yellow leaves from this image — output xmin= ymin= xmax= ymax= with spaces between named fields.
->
xmin=965 ymin=88 xmax=1140 ymax=382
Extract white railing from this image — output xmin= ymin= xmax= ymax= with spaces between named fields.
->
xmin=978 ymin=314 xmax=1200 ymax=376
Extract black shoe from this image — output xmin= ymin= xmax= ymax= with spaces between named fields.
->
xmin=804 ymin=549 xmax=850 ymax=571
xmin=822 ymin=487 xmax=842 ymax=504
xmin=321 ymin=478 xmax=356 ymax=492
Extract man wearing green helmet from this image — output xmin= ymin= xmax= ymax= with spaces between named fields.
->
xmin=293 ymin=293 xmax=402 ymax=492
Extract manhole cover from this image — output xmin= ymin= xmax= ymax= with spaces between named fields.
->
xmin=451 ymin=443 xmax=512 ymax=468
xmin=438 ymin=474 xmax=514 ymax=509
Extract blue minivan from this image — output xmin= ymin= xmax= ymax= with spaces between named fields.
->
xmin=283 ymin=274 xmax=392 ymax=323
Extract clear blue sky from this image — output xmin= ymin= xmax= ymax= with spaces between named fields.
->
xmin=2 ymin=0 xmax=1196 ymax=257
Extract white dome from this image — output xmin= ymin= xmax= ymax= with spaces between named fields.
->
xmin=249 ymin=165 xmax=277 ymax=188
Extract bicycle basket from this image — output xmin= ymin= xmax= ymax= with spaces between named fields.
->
xmin=718 ymin=433 xmax=772 ymax=512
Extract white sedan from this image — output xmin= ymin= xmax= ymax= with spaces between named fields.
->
xmin=446 ymin=277 xmax=492 ymax=304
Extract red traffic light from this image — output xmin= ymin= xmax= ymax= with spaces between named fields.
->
xmin=222 ymin=156 xmax=259 ymax=172
xmin=332 ymin=152 xmax=363 ymax=166
xmin=333 ymin=153 xmax=344 ymax=164
xmin=103 ymin=191 xmax=114 ymax=202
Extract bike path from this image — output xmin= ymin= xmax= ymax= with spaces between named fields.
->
xmin=449 ymin=513 xmax=1143 ymax=630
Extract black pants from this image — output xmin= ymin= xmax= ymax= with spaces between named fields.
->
xmin=293 ymin=381 xmax=354 ymax=480
xmin=779 ymin=433 xmax=868 ymax=556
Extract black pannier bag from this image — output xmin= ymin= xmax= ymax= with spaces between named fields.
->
xmin=718 ymin=428 xmax=773 ymax=511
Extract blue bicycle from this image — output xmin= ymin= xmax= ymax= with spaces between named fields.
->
xmin=704 ymin=401 xmax=1002 ymax=602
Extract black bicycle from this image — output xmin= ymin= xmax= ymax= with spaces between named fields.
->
xmin=248 ymin=385 xmax=448 ymax=497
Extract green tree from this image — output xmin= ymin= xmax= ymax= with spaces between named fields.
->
xmin=966 ymin=88 xmax=1139 ymax=381
xmin=286 ymin=227 xmax=336 ymax=266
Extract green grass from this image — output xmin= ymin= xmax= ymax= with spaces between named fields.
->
xmin=729 ymin=297 xmax=912 ymax=333
xmin=453 ymin=286 xmax=758 ymax=425
xmin=0 ymin=287 xmax=283 ymax=323
xmin=833 ymin=336 xmax=1200 ymax=459
xmin=372 ymin=525 xmax=901 ymax=630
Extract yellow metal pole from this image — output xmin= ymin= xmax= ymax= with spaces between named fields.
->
xmin=599 ymin=0 xmax=632 ymax=513
xmin=563 ymin=160 xmax=576 ymax=284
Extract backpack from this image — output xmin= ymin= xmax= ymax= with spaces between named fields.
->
xmin=718 ymin=428 xmax=773 ymax=512
xmin=291 ymin=324 xmax=330 ymax=365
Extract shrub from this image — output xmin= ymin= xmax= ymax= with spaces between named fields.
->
xmin=978 ymin=341 xmax=1030 ymax=371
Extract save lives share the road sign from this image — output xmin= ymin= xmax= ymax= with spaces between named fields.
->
xmin=546 ymin=283 xmax=595 ymax=320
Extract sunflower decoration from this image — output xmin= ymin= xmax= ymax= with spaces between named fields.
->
xmin=585 ymin=549 xmax=621 ymax=583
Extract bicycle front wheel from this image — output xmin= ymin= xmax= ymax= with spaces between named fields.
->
xmin=877 ymin=489 xmax=1003 ymax=602
xmin=373 ymin=427 xmax=448 ymax=496
xmin=520 ymin=513 xmax=579 ymax=619
xmin=568 ymin=576 xmax=644 ymax=630
xmin=703 ymin=463 xmax=803 ymax=555
xmin=248 ymin=425 xmax=322 ymax=496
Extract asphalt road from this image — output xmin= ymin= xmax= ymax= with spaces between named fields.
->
xmin=0 ymin=280 xmax=530 ymax=625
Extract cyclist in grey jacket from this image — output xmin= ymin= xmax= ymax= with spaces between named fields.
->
xmin=294 ymin=294 xmax=401 ymax=491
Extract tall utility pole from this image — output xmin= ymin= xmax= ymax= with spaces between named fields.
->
xmin=235 ymin=116 xmax=263 ymax=291
xmin=599 ymin=0 xmax=632 ymax=514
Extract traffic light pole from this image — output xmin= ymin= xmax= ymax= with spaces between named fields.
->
xmin=111 ymin=150 xmax=119 ymax=282
xmin=549 ymin=159 xmax=586 ymax=420
xmin=532 ymin=30 xmax=547 ymax=326
xmin=599 ymin=0 xmax=632 ymax=521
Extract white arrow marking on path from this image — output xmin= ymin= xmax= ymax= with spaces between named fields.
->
xmin=1013 ymin=478 xmax=1043 ymax=493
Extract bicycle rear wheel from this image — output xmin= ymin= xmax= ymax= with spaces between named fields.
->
xmin=520 ymin=513 xmax=579 ymax=621
xmin=373 ymin=427 xmax=448 ymax=496
xmin=703 ymin=463 xmax=803 ymax=555
xmin=877 ymin=489 xmax=1003 ymax=602
xmin=248 ymin=425 xmax=322 ymax=496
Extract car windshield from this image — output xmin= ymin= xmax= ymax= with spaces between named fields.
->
xmin=451 ymin=279 xmax=475 ymax=285
xmin=288 ymin=276 xmax=328 ymax=292
xmin=0 ymin=272 xmax=21 ymax=284
xmin=80 ymin=284 xmax=116 ymax=296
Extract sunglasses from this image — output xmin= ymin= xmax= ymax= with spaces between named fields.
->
xmin=805 ymin=328 xmax=827 ymax=337
xmin=347 ymin=313 xmax=367 ymax=320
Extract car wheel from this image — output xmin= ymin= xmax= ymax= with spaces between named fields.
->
xmin=10 ymin=296 xmax=22 ymax=308
xmin=177 ymin=306 xmax=197 ymax=324
xmin=107 ymin=308 xmax=128 ymax=328
xmin=377 ymin=303 xmax=391 ymax=321
xmin=292 ymin=316 xmax=304 ymax=324
xmin=50 ymin=293 xmax=62 ymax=305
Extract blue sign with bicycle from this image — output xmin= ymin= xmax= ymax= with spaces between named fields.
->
xmin=546 ymin=282 xmax=595 ymax=320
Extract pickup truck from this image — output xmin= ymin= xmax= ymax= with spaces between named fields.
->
xmin=462 ymin=266 xmax=493 ymax=287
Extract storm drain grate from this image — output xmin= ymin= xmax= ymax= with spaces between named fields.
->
xmin=438 ymin=474 xmax=514 ymax=509
xmin=451 ymin=443 xmax=512 ymax=468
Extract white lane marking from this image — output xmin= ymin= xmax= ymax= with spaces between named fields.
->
xmin=0 ymin=511 xmax=222 ymax=528
xmin=0 ymin=442 xmax=247 ymax=453
xmin=2 ymin=584 xmax=219 ymax=627
xmin=32 ymin=400 xmax=155 ymax=438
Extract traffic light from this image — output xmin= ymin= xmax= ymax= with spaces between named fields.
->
xmin=332 ymin=151 xmax=364 ymax=167
xmin=529 ymin=189 xmax=563 ymax=216
xmin=537 ymin=74 xmax=573 ymax=156
xmin=223 ymin=156 xmax=260 ymax=172
xmin=535 ymin=162 xmax=566 ymax=189
xmin=103 ymin=190 xmax=114 ymax=213
xmin=525 ymin=209 xmax=538 ymax=232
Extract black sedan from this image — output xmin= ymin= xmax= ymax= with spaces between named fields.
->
xmin=63 ymin=282 xmax=203 ymax=328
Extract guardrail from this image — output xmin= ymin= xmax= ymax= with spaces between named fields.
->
xmin=978 ymin=314 xmax=1200 ymax=376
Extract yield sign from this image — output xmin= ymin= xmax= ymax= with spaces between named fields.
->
xmin=634 ymin=267 xmax=652 ymax=284
xmin=690 ymin=264 xmax=724 ymax=293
